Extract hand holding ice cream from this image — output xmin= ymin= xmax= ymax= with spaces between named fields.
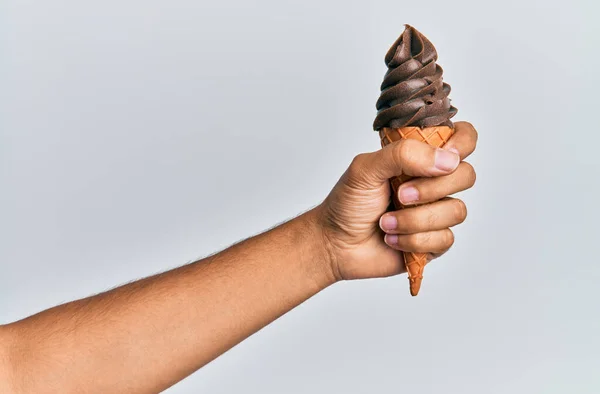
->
xmin=317 ymin=25 xmax=476 ymax=295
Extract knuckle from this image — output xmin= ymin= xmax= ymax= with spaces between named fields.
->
xmin=460 ymin=120 xmax=475 ymax=130
xmin=443 ymin=229 xmax=455 ymax=248
xmin=462 ymin=162 xmax=477 ymax=187
xmin=457 ymin=121 xmax=478 ymax=146
xmin=350 ymin=153 xmax=368 ymax=169
xmin=468 ymin=123 xmax=479 ymax=144
xmin=426 ymin=207 xmax=439 ymax=229
xmin=459 ymin=120 xmax=477 ymax=134
xmin=348 ymin=153 xmax=369 ymax=179
xmin=417 ymin=231 xmax=433 ymax=248
xmin=453 ymin=199 xmax=468 ymax=224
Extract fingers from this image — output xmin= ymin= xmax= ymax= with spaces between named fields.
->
xmin=442 ymin=121 xmax=478 ymax=160
xmin=384 ymin=229 xmax=455 ymax=254
xmin=396 ymin=162 xmax=476 ymax=205
xmin=371 ymin=122 xmax=477 ymax=259
xmin=379 ymin=198 xmax=467 ymax=235
xmin=349 ymin=139 xmax=460 ymax=186
xmin=347 ymin=122 xmax=476 ymax=188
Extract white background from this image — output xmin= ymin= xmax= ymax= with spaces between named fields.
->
xmin=2 ymin=0 xmax=599 ymax=392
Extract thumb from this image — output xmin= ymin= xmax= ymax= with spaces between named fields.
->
xmin=349 ymin=139 xmax=460 ymax=186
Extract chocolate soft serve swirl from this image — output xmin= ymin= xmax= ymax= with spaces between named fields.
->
xmin=373 ymin=25 xmax=457 ymax=130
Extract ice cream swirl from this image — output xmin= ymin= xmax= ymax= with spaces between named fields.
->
xmin=373 ymin=25 xmax=457 ymax=130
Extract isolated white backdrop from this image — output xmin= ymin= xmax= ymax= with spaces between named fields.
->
xmin=2 ymin=0 xmax=599 ymax=393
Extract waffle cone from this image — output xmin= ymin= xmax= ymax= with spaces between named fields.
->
xmin=379 ymin=126 xmax=455 ymax=296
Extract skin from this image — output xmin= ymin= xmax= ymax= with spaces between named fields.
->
xmin=0 ymin=121 xmax=477 ymax=393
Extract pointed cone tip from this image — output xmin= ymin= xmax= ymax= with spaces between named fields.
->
xmin=409 ymin=279 xmax=422 ymax=296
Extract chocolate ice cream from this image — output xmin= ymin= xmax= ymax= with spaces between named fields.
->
xmin=373 ymin=25 xmax=457 ymax=131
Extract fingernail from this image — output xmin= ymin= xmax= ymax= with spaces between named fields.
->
xmin=380 ymin=215 xmax=397 ymax=231
xmin=434 ymin=149 xmax=459 ymax=172
xmin=384 ymin=234 xmax=398 ymax=246
xmin=398 ymin=186 xmax=419 ymax=204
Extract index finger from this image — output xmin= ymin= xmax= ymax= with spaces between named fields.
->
xmin=443 ymin=121 xmax=478 ymax=160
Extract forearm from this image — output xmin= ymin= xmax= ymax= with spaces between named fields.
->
xmin=2 ymin=206 xmax=335 ymax=393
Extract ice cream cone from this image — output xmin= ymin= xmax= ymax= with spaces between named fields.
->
xmin=379 ymin=125 xmax=455 ymax=296
xmin=373 ymin=25 xmax=458 ymax=296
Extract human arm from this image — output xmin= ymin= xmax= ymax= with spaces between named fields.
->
xmin=0 ymin=208 xmax=333 ymax=393
xmin=0 ymin=121 xmax=477 ymax=393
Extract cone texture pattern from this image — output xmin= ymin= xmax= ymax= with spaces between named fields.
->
xmin=379 ymin=126 xmax=455 ymax=296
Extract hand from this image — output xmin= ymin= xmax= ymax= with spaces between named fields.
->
xmin=316 ymin=121 xmax=478 ymax=281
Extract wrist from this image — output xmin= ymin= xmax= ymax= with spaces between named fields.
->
xmin=299 ymin=205 xmax=341 ymax=288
